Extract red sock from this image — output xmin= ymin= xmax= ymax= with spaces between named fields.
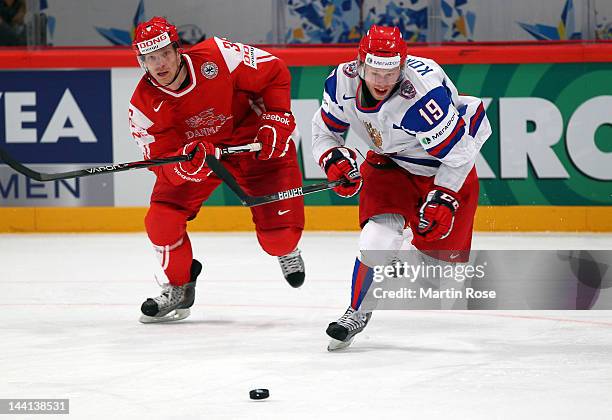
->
xmin=256 ymin=227 xmax=302 ymax=256
xmin=145 ymin=203 xmax=193 ymax=286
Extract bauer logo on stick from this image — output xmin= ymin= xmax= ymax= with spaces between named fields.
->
xmin=278 ymin=187 xmax=303 ymax=200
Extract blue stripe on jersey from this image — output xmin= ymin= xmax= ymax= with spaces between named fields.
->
xmin=321 ymin=109 xmax=350 ymax=133
xmin=427 ymin=119 xmax=465 ymax=159
xmin=324 ymin=68 xmax=339 ymax=105
xmin=457 ymin=104 xmax=467 ymax=118
xmin=442 ymin=79 xmax=454 ymax=105
xmin=400 ymin=86 xmax=453 ymax=133
xmin=390 ymin=155 xmax=442 ymax=167
xmin=469 ymin=102 xmax=486 ymax=137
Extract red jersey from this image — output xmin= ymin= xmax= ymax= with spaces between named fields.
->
xmin=128 ymin=37 xmax=292 ymax=163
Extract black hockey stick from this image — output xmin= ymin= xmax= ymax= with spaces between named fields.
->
xmin=204 ymin=154 xmax=346 ymax=207
xmin=0 ymin=143 xmax=262 ymax=182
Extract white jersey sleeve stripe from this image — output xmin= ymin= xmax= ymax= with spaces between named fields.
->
xmin=214 ymin=37 xmax=243 ymax=73
xmin=128 ymin=103 xmax=156 ymax=159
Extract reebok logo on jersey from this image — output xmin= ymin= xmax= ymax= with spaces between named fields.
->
xmin=262 ymin=113 xmax=290 ymax=126
xmin=277 ymin=210 xmax=291 ymax=216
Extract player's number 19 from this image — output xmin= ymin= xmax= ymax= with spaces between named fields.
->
xmin=418 ymin=98 xmax=443 ymax=125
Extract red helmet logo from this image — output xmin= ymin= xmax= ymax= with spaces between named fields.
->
xmin=358 ymin=25 xmax=407 ymax=68
xmin=132 ymin=16 xmax=180 ymax=55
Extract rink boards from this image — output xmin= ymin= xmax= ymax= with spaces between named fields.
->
xmin=0 ymin=44 xmax=611 ymax=232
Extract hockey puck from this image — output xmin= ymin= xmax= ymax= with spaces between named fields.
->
xmin=249 ymin=389 xmax=269 ymax=400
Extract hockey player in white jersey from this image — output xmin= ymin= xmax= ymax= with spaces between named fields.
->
xmin=312 ymin=25 xmax=491 ymax=350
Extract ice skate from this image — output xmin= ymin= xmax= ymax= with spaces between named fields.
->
xmin=326 ymin=306 xmax=372 ymax=351
xmin=278 ymin=248 xmax=305 ymax=288
xmin=139 ymin=259 xmax=202 ymax=323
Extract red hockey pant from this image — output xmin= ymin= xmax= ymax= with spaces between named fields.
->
xmin=145 ymin=143 xmax=304 ymax=285
xmin=359 ymin=151 xmax=479 ymax=262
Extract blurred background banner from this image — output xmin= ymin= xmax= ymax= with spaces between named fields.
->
xmin=26 ymin=0 xmax=612 ymax=47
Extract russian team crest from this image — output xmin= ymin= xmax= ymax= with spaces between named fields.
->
xmin=201 ymin=62 xmax=218 ymax=79
xmin=342 ymin=61 xmax=358 ymax=78
xmin=399 ymin=80 xmax=416 ymax=99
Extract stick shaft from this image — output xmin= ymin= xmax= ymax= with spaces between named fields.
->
xmin=204 ymin=154 xmax=343 ymax=207
xmin=0 ymin=143 xmax=261 ymax=182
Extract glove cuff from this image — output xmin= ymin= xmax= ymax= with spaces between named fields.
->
xmin=319 ymin=147 xmax=356 ymax=172
xmin=426 ymin=189 xmax=460 ymax=214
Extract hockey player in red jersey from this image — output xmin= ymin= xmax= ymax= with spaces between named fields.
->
xmin=312 ymin=25 xmax=491 ymax=349
xmin=129 ymin=17 xmax=306 ymax=323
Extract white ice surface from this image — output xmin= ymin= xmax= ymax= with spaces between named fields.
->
xmin=1 ymin=232 xmax=612 ymax=419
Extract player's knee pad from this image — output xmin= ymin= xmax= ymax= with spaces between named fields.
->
xmin=145 ymin=202 xmax=188 ymax=246
xmin=359 ymin=213 xmax=405 ymax=251
xmin=256 ymin=227 xmax=302 ymax=256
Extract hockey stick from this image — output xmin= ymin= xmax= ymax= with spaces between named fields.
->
xmin=204 ymin=154 xmax=346 ymax=207
xmin=0 ymin=143 xmax=262 ymax=182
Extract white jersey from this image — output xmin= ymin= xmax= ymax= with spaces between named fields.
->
xmin=312 ymin=55 xmax=491 ymax=192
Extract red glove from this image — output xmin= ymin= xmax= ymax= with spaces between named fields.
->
xmin=164 ymin=140 xmax=219 ymax=184
xmin=320 ymin=147 xmax=362 ymax=198
xmin=417 ymin=188 xmax=460 ymax=241
xmin=255 ymin=111 xmax=296 ymax=160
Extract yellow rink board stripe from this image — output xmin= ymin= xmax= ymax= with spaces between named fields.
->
xmin=0 ymin=206 xmax=610 ymax=233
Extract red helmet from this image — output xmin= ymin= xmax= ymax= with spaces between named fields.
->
xmin=132 ymin=16 xmax=180 ymax=56
xmin=358 ymin=25 xmax=407 ymax=70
